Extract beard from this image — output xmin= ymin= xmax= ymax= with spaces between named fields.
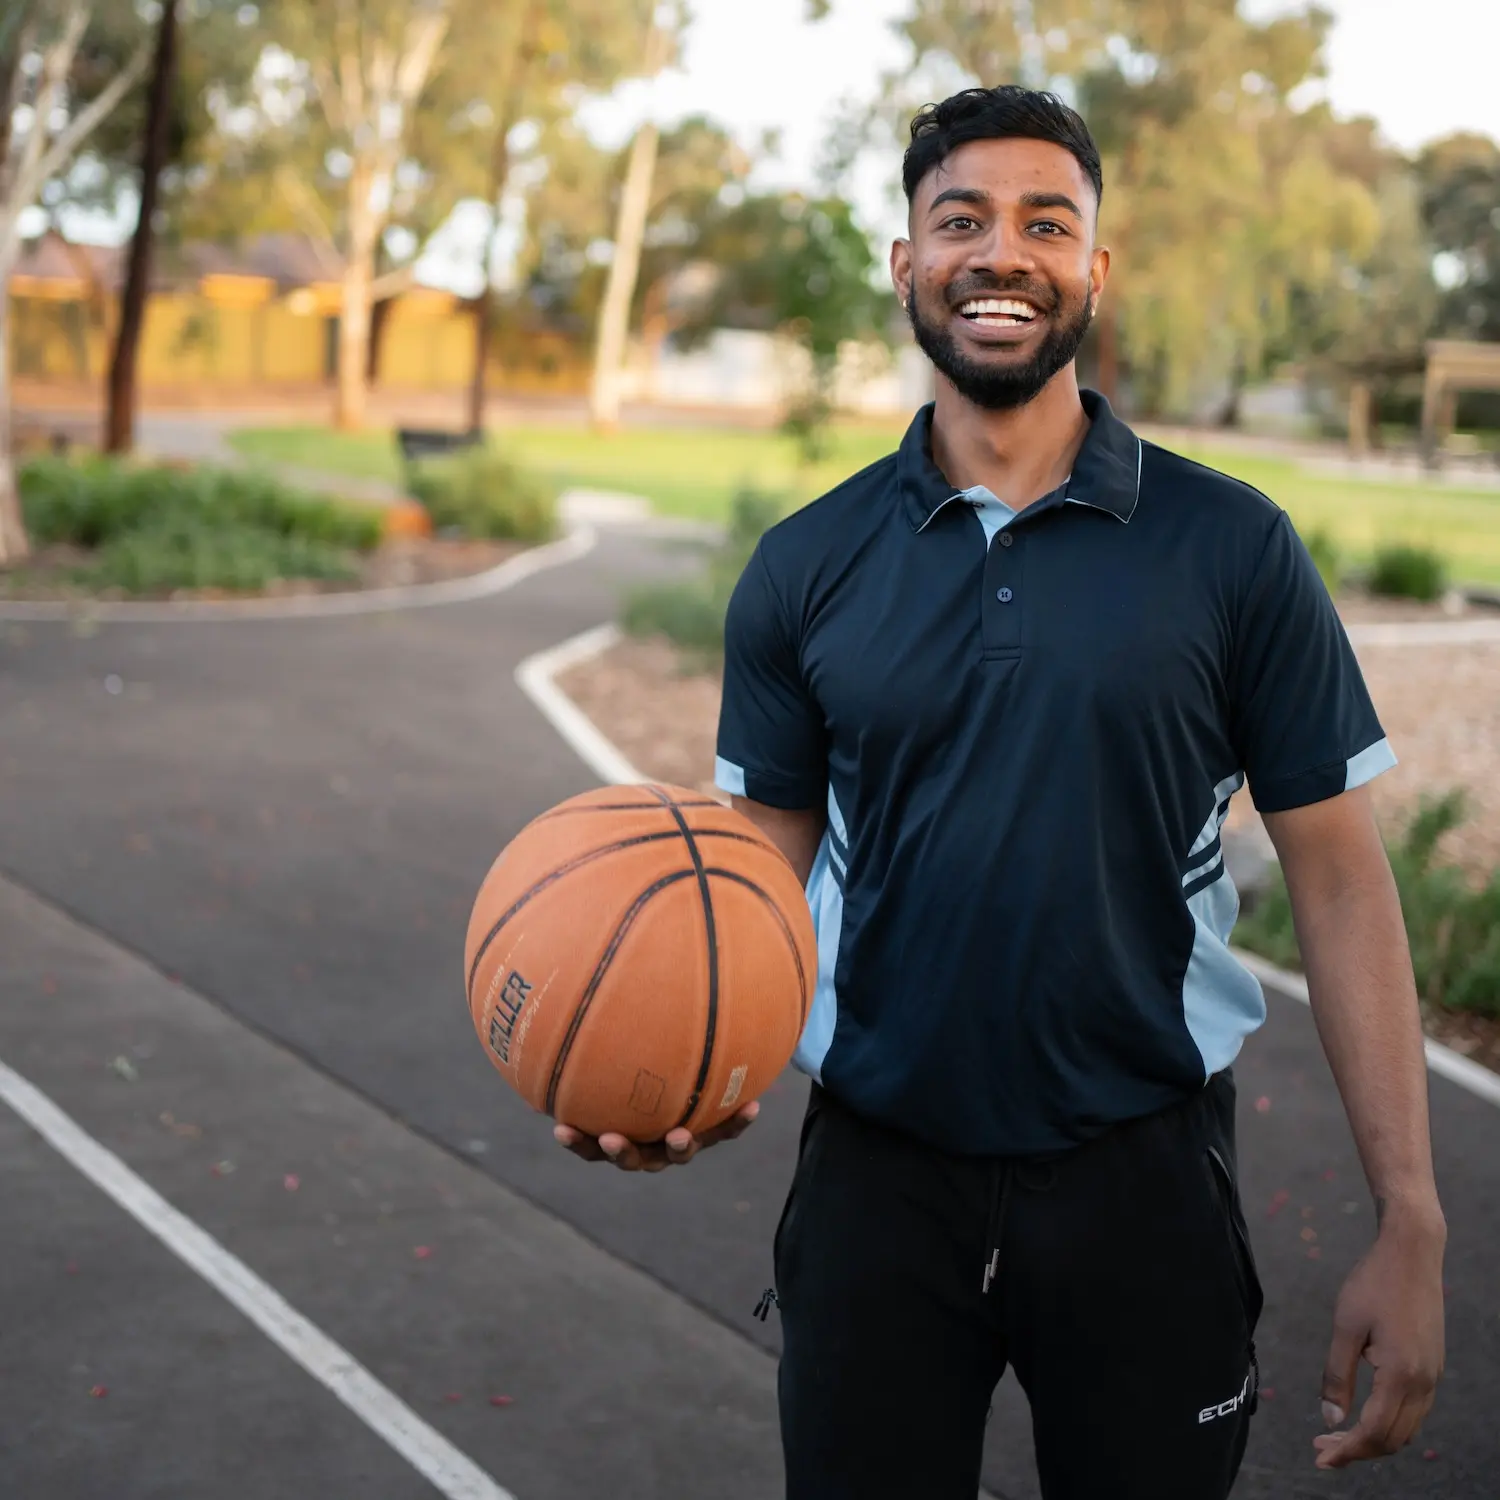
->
xmin=905 ymin=274 xmax=1095 ymax=412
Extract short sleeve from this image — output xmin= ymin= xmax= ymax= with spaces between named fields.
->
xmin=715 ymin=541 xmax=826 ymax=808
xmin=1230 ymin=512 xmax=1396 ymax=814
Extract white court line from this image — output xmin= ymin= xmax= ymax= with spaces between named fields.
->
xmin=519 ymin=623 xmax=1500 ymax=1116
xmin=514 ymin=623 xmax=647 ymax=786
xmin=0 ymin=1055 xmax=516 ymax=1500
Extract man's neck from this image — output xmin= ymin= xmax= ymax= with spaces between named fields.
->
xmin=928 ymin=367 xmax=1090 ymax=511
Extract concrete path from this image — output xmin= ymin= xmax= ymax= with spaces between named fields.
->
xmin=1 ymin=514 xmax=1497 ymax=1498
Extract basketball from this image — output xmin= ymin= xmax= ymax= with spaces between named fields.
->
xmin=464 ymin=782 xmax=816 ymax=1142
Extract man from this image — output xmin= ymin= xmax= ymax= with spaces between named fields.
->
xmin=556 ymin=86 xmax=1446 ymax=1498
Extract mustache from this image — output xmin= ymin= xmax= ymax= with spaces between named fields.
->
xmin=942 ymin=275 xmax=1058 ymax=313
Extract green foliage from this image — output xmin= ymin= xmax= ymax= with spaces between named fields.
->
xmin=622 ymin=486 xmax=787 ymax=660
xmin=1368 ymin=543 xmax=1448 ymax=601
xmin=407 ymin=448 xmax=559 ymax=541
xmin=682 ymin=192 xmax=894 ymax=462
xmin=1301 ymin=527 xmax=1342 ymax=593
xmin=1419 ymin=132 xmax=1500 ymax=343
xmin=82 ymin=518 xmax=358 ymax=594
xmin=18 ymin=457 xmax=382 ymax=551
xmin=1237 ymin=793 xmax=1500 ymax=1018
xmin=14 ymin=456 xmax=381 ymax=595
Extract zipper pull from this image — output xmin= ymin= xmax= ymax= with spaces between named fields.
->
xmin=753 ymin=1287 xmax=780 ymax=1321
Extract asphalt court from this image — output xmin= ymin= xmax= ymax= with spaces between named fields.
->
xmin=0 ymin=873 xmax=785 ymax=1500
xmin=3 ymin=522 xmax=1498 ymax=1499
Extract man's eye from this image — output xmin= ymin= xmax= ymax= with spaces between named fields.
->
xmin=941 ymin=216 xmax=980 ymax=231
xmin=1030 ymin=220 xmax=1066 ymax=236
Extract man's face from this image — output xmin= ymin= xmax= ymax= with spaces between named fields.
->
xmin=892 ymin=137 xmax=1109 ymax=411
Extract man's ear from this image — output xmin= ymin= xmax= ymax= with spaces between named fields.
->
xmin=890 ymin=238 xmax=913 ymax=305
xmin=1089 ymin=244 xmax=1110 ymax=306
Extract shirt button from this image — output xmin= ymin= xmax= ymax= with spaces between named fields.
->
xmin=997 ymin=587 xmax=1014 ymax=603
xmin=999 ymin=532 xmax=1014 ymax=548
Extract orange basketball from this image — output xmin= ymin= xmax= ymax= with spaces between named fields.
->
xmin=464 ymin=782 xmax=816 ymax=1142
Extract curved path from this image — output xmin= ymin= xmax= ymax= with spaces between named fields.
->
xmin=1 ymin=515 xmax=1496 ymax=1499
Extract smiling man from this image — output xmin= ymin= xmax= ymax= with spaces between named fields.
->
xmin=555 ymin=85 xmax=1447 ymax=1499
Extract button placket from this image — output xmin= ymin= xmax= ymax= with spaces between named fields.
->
xmin=981 ymin=526 xmax=1024 ymax=658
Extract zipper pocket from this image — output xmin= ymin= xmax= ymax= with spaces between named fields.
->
xmin=1206 ymin=1144 xmax=1263 ymax=1326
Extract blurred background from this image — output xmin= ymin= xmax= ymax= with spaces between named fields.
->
xmin=4 ymin=7 xmax=1500 ymax=1498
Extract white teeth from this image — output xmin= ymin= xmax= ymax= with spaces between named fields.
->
xmin=960 ymin=297 xmax=1038 ymax=319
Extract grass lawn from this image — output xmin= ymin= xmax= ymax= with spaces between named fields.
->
xmin=230 ymin=420 xmax=1500 ymax=585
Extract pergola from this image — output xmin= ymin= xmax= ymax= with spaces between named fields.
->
xmin=1419 ymin=339 xmax=1500 ymax=467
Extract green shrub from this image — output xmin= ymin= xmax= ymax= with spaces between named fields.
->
xmin=622 ymin=581 xmax=727 ymax=656
xmin=622 ymin=485 xmax=789 ymax=659
xmin=1236 ymin=791 xmax=1500 ymax=1018
xmin=80 ymin=517 xmax=358 ymax=594
xmin=1302 ymin=527 xmax=1341 ymax=594
xmin=1368 ymin=543 xmax=1448 ymax=602
xmin=18 ymin=456 xmax=382 ymax=552
xmin=408 ymin=448 xmax=558 ymax=541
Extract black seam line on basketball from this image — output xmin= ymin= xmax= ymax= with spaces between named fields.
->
xmin=646 ymin=784 xmax=721 ymax=1132
xmin=464 ymin=828 xmax=766 ymax=1006
xmin=530 ymin=799 xmax=723 ymax=820
xmin=705 ymin=868 xmax=812 ymax=1031
xmin=542 ymin=868 xmax=699 ymax=1118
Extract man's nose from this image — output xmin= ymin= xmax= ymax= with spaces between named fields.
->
xmin=966 ymin=218 xmax=1038 ymax=280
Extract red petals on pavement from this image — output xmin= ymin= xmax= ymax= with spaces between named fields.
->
xmin=1254 ymin=1096 xmax=1271 ymax=1113
xmin=1267 ymin=1189 xmax=1291 ymax=1217
xmin=90 ymin=1385 xmax=108 ymax=1399
xmin=413 ymin=1245 xmax=433 ymax=1260
xmin=283 ymin=1174 xmax=300 ymax=1192
xmin=489 ymin=1395 xmax=514 ymax=1407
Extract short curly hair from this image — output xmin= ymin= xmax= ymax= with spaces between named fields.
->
xmin=903 ymin=86 xmax=1103 ymax=209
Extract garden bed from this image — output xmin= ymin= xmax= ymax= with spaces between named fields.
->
xmin=0 ymin=533 xmax=526 ymax=602
xmin=1 ymin=451 xmax=555 ymax=602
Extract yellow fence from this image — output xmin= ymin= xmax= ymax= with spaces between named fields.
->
xmin=6 ymin=286 xmax=591 ymax=395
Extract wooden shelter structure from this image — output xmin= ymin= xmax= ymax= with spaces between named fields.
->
xmin=1420 ymin=339 xmax=1500 ymax=467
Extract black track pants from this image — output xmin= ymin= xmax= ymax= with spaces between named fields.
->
xmin=771 ymin=1073 xmax=1264 ymax=1500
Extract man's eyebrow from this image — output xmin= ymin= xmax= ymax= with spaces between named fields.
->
xmin=1019 ymin=189 xmax=1085 ymax=220
xmin=927 ymin=186 xmax=991 ymax=215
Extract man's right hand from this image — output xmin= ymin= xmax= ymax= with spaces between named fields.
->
xmin=553 ymin=1101 xmax=760 ymax=1173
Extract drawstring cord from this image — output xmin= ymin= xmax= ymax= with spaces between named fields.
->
xmin=983 ymin=1158 xmax=1058 ymax=1294
xmin=982 ymin=1160 xmax=1011 ymax=1294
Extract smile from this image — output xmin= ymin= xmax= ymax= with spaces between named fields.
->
xmin=957 ymin=297 xmax=1042 ymax=327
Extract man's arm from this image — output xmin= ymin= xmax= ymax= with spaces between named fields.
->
xmin=1261 ymin=784 xmax=1446 ymax=1469
xmin=732 ymin=796 xmax=826 ymax=886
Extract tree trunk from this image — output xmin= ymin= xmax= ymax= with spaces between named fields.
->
xmin=0 ymin=281 xmax=28 ymax=565
xmin=589 ymin=22 xmax=670 ymax=433
xmin=367 ymin=293 xmax=391 ymax=385
xmin=105 ymin=0 xmax=178 ymax=455
xmin=335 ymin=255 xmax=372 ymax=430
xmin=467 ymin=293 xmax=492 ymax=433
xmin=467 ymin=0 xmax=545 ymax=435
xmin=589 ymin=118 xmax=660 ymax=431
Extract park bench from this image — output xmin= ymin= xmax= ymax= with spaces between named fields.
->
xmin=394 ymin=425 xmax=483 ymax=488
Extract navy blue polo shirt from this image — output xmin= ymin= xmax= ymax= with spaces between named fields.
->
xmin=715 ymin=391 xmax=1395 ymax=1156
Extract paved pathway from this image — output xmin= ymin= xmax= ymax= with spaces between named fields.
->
xmin=1 ymin=514 xmax=1497 ymax=1498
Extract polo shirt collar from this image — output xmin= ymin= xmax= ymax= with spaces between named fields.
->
xmin=898 ymin=388 xmax=1143 ymax=532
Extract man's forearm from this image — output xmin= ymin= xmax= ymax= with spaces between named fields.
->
xmin=1286 ymin=863 xmax=1442 ymax=1228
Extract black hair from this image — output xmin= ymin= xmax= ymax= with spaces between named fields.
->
xmin=902 ymin=86 xmax=1103 ymax=209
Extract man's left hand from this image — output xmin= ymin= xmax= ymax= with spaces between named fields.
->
xmin=1314 ymin=1204 xmax=1446 ymax=1469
